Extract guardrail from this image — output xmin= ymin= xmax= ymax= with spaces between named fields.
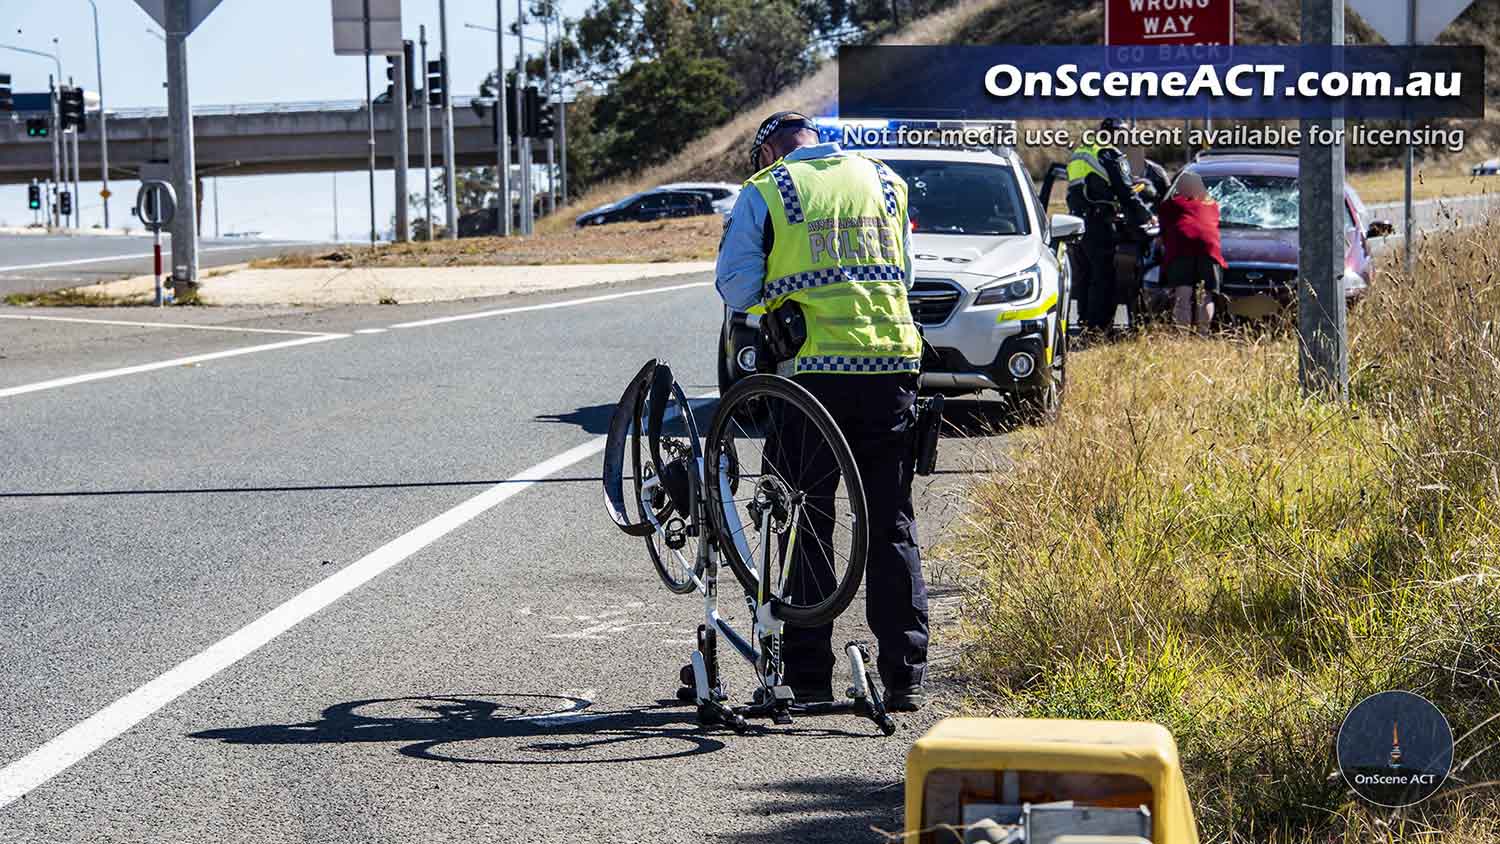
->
xmin=106 ymin=96 xmax=479 ymax=120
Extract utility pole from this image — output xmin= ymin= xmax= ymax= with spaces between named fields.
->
xmin=69 ymin=76 xmax=80 ymax=229
xmin=542 ymin=10 xmax=555 ymax=216
xmin=515 ymin=0 xmax=531 ymax=234
xmin=439 ymin=0 xmax=458 ymax=240
xmin=555 ymin=4 xmax=566 ymax=206
xmin=421 ymin=25 xmax=434 ymax=240
xmin=213 ymin=176 xmax=220 ymax=238
xmin=1402 ymin=0 xmax=1416 ymax=274
xmin=362 ymin=0 xmax=377 ymax=243
xmin=49 ymin=76 xmax=61 ymax=227
xmin=392 ymin=44 xmax=411 ymax=242
xmin=333 ymin=172 xmax=340 ymax=241
xmin=166 ymin=0 xmax=200 ymax=291
xmin=1297 ymin=0 xmax=1348 ymax=400
xmin=495 ymin=3 xmax=511 ymax=235
xmin=87 ymin=0 xmax=110 ymax=228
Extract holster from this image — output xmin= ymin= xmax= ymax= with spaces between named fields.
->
xmin=911 ymin=394 xmax=944 ymax=477
xmin=759 ymin=301 xmax=808 ymax=366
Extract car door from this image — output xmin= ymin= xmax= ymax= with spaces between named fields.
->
xmin=633 ymin=194 xmax=671 ymax=221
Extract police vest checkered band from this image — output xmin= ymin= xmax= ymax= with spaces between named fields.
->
xmin=762 ymin=263 xmax=905 ymax=301
xmin=794 ymin=355 xmax=922 ymax=373
xmin=870 ymin=160 xmax=899 ymax=217
xmin=771 ymin=164 xmax=804 ymax=224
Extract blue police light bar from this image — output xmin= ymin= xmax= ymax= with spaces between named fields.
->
xmin=814 ymin=117 xmax=1018 ymax=153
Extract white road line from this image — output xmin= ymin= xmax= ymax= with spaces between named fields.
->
xmin=0 ymin=244 xmax=275 ymax=274
xmin=353 ymin=328 xmax=388 ymax=335
xmin=0 ymin=314 xmax=335 ymax=337
xmin=0 ymin=435 xmax=608 ymax=808
xmin=0 ymin=394 xmax=714 ymax=805
xmin=387 ymin=280 xmax=713 ymax=329
xmin=0 ymin=334 xmax=348 ymax=399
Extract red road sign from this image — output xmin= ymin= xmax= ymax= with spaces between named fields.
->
xmin=1105 ymin=0 xmax=1234 ymax=46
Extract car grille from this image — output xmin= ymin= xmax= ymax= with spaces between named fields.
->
xmin=1222 ymin=265 xmax=1297 ymax=294
xmin=908 ymin=279 xmax=964 ymax=326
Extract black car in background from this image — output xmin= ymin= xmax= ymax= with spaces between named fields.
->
xmin=574 ymin=190 xmax=716 ymax=227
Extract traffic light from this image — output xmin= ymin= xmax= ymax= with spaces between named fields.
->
xmin=384 ymin=41 xmax=415 ymax=106
xmin=426 ymin=57 xmax=445 ymax=107
xmin=59 ymin=190 xmax=72 ymax=217
xmin=60 ymin=86 xmax=85 ymax=131
xmin=506 ymin=83 xmax=519 ymax=142
xmin=522 ymin=85 xmax=541 ymax=137
xmin=536 ymin=97 xmax=557 ymax=140
xmin=25 ymin=118 xmax=48 ymax=138
xmin=0 ymin=74 xmax=12 ymax=111
xmin=27 ymin=183 xmax=40 ymax=211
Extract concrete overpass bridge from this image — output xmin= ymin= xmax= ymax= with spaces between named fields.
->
xmin=0 ymin=98 xmax=519 ymax=185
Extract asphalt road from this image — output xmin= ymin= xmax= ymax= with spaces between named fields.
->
xmin=0 ymin=273 xmax=1006 ymax=843
xmin=0 ymin=234 xmax=325 ymax=298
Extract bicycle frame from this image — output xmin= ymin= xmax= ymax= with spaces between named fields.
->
xmin=607 ymin=359 xmax=894 ymax=735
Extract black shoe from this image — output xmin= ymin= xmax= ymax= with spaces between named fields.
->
xmin=791 ymin=685 xmax=835 ymax=704
xmin=884 ymin=685 xmax=925 ymax=712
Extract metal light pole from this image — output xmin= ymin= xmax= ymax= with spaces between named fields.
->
xmin=555 ymin=5 xmax=566 ymax=206
xmin=85 ymin=0 xmax=110 ymax=228
xmin=1297 ymin=0 xmax=1348 ymax=400
xmin=165 ymin=0 xmax=201 ymax=290
xmin=515 ymin=0 xmax=531 ymax=234
xmin=50 ymin=77 xmax=62 ymax=227
xmin=496 ymin=9 xmax=511 ymax=235
xmin=213 ymin=176 xmax=220 ymax=238
xmin=439 ymin=0 xmax=458 ymax=240
xmin=362 ymin=0 xmax=377 ymax=242
xmin=393 ymin=45 xmax=411 ymax=242
xmin=333 ymin=172 xmax=340 ymax=241
xmin=420 ymin=25 xmax=434 ymax=240
xmin=69 ymin=76 xmax=81 ymax=229
xmin=541 ymin=10 xmax=554 ymax=216
xmin=1402 ymin=0 xmax=1416 ymax=274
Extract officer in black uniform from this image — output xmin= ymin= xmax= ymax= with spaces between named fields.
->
xmin=1066 ymin=118 xmax=1156 ymax=334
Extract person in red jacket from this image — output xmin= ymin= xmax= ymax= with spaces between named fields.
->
xmin=1157 ymin=172 xmax=1226 ymax=332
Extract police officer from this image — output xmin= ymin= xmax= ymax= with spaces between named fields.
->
xmin=714 ymin=111 xmax=929 ymax=712
xmin=1066 ymin=118 xmax=1155 ymax=334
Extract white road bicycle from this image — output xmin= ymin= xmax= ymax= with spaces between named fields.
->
xmin=602 ymin=359 xmax=897 ymax=736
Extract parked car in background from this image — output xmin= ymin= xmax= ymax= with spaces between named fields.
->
xmin=573 ymin=189 xmax=716 ymax=227
xmin=1142 ymin=150 xmax=1392 ymax=320
xmin=1473 ymin=158 xmax=1500 ymax=176
xmin=653 ymin=182 xmax=740 ymax=215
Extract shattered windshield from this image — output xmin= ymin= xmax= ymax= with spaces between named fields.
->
xmin=1202 ymin=174 xmax=1300 ymax=230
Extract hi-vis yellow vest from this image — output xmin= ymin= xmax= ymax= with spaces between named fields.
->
xmin=746 ymin=152 xmax=922 ymax=375
xmin=1067 ymin=142 xmax=1118 ymax=206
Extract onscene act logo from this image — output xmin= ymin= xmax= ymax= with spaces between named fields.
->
xmin=1337 ymin=690 xmax=1455 ymax=807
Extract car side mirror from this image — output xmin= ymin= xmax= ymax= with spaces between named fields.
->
xmin=1050 ymin=213 xmax=1085 ymax=243
xmin=1366 ymin=219 xmax=1395 ymax=239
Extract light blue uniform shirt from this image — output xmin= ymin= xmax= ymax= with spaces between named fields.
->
xmin=714 ymin=142 xmax=915 ymax=312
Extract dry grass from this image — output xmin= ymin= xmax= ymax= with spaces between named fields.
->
xmin=1351 ymin=166 xmax=1500 ymax=206
xmin=252 ymin=216 xmax=720 ymax=269
xmin=535 ymin=0 xmax=1006 ymax=236
xmin=949 ymin=216 xmax=1500 ymax=841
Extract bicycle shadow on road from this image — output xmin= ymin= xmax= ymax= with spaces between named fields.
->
xmin=714 ymin=773 xmax=907 ymax=844
xmin=189 ymin=693 xmax=728 ymax=765
xmin=536 ymin=398 xmax=723 ymax=436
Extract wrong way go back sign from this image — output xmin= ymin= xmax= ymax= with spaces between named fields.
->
xmin=1106 ymin=0 xmax=1234 ymax=46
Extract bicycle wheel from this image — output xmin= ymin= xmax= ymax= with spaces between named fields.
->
xmin=704 ymin=374 xmax=868 ymax=627
xmin=630 ymin=364 xmax=702 ymax=594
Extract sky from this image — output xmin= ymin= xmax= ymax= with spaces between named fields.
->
xmin=2 ymin=0 xmax=592 ymax=239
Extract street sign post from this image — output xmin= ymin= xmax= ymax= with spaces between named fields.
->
xmin=136 ymin=179 xmax=177 ymax=307
xmin=1298 ymin=0 xmax=1348 ymax=400
xmin=1346 ymin=0 xmax=1477 ymax=273
xmin=1106 ymin=0 xmax=1233 ymax=45
xmin=332 ymin=0 xmax=404 ymax=243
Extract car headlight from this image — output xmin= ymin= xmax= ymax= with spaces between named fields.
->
xmin=973 ymin=267 xmax=1040 ymax=306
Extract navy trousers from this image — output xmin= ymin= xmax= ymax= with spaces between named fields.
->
xmin=768 ymin=371 xmax=929 ymax=692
